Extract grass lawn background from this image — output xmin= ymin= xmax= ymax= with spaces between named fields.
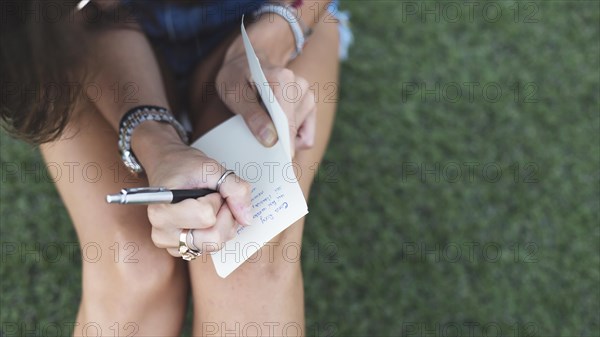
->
xmin=1 ymin=1 xmax=599 ymax=336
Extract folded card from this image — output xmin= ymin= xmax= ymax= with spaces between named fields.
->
xmin=190 ymin=19 xmax=308 ymax=278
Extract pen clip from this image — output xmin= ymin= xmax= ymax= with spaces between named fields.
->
xmin=121 ymin=187 xmax=167 ymax=195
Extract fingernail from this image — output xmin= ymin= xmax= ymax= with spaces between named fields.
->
xmin=259 ymin=127 xmax=277 ymax=147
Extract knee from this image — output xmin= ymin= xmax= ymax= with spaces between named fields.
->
xmin=75 ymin=250 xmax=187 ymax=336
xmin=115 ymin=247 xmax=185 ymax=294
xmin=242 ymin=230 xmax=304 ymax=283
xmin=80 ymin=244 xmax=187 ymax=314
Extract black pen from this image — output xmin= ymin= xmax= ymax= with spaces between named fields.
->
xmin=106 ymin=187 xmax=216 ymax=205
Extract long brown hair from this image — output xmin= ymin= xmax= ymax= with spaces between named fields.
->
xmin=0 ymin=0 xmax=90 ymax=144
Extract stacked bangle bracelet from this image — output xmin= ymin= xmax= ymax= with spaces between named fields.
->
xmin=118 ymin=106 xmax=189 ymax=175
xmin=254 ymin=2 xmax=313 ymax=61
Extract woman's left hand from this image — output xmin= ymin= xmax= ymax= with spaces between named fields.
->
xmin=216 ymin=53 xmax=316 ymax=158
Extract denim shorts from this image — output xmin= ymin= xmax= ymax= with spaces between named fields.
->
xmin=123 ymin=0 xmax=353 ymax=81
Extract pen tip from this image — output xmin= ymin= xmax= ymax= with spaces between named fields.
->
xmin=106 ymin=194 xmax=120 ymax=204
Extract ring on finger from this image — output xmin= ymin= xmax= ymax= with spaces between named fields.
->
xmin=188 ymin=229 xmax=202 ymax=253
xmin=216 ymin=170 xmax=235 ymax=193
xmin=179 ymin=229 xmax=201 ymax=261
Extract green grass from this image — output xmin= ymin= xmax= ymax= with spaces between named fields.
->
xmin=1 ymin=0 xmax=599 ymax=336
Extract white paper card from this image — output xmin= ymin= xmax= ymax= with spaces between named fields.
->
xmin=190 ymin=20 xmax=308 ymax=278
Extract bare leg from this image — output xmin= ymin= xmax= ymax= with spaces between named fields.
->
xmin=40 ymin=67 xmax=188 ymax=337
xmin=187 ymin=16 xmax=340 ymax=336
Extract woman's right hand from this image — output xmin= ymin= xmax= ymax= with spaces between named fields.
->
xmin=133 ymin=123 xmax=253 ymax=257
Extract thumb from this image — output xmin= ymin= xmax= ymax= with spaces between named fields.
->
xmin=224 ymin=78 xmax=279 ymax=147
xmin=241 ymin=99 xmax=279 ymax=148
xmin=216 ymin=63 xmax=279 ymax=147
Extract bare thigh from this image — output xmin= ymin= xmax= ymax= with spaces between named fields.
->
xmin=186 ymin=16 xmax=340 ymax=336
xmin=40 ymin=104 xmax=188 ymax=336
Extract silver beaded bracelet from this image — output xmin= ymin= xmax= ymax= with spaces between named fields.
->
xmin=254 ymin=3 xmax=312 ymax=61
xmin=118 ymin=106 xmax=189 ymax=175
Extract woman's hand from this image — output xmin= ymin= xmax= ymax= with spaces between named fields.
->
xmin=132 ymin=123 xmax=253 ymax=257
xmin=216 ymin=53 xmax=317 ymax=158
